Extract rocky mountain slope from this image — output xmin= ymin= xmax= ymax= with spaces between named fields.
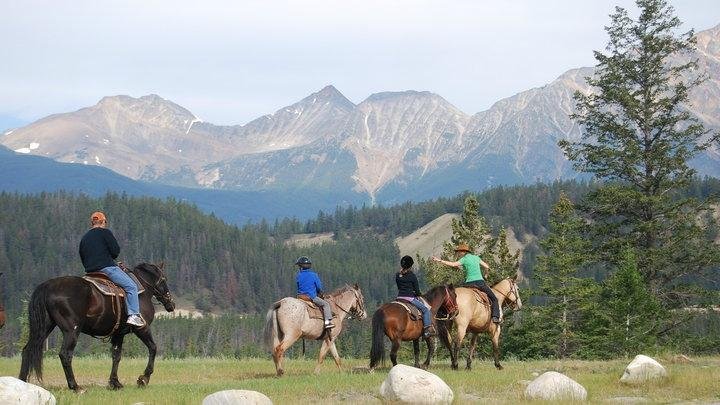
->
xmin=3 ymin=25 xmax=718 ymax=204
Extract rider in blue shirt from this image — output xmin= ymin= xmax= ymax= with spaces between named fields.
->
xmin=295 ymin=256 xmax=334 ymax=329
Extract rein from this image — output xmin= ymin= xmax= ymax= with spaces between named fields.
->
xmin=434 ymin=285 xmax=458 ymax=320
xmin=492 ymin=280 xmax=519 ymax=307
xmin=130 ymin=266 xmax=171 ymax=304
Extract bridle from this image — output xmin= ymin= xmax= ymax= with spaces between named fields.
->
xmin=334 ymin=287 xmax=365 ymax=318
xmin=132 ymin=265 xmax=173 ymax=305
xmin=435 ymin=285 xmax=458 ymax=320
xmin=493 ymin=278 xmax=521 ymax=310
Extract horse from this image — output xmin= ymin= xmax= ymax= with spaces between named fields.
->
xmin=369 ymin=284 xmax=456 ymax=370
xmin=0 ymin=272 xmax=5 ymax=329
xmin=437 ymin=276 xmax=521 ymax=370
xmin=19 ymin=262 xmax=175 ymax=392
xmin=264 ymin=284 xmax=367 ymax=376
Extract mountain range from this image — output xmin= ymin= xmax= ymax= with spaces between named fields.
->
xmin=2 ymin=24 xmax=719 ymax=211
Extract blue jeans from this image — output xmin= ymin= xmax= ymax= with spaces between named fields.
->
xmin=410 ymin=298 xmax=432 ymax=328
xmin=100 ymin=266 xmax=140 ymax=316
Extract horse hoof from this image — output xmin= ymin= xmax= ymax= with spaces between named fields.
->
xmin=495 ymin=364 xmax=504 ymax=370
xmin=137 ymin=376 xmax=149 ymax=387
xmin=451 ymin=364 xmax=458 ymax=371
xmin=276 ymin=369 xmax=284 ymax=377
xmin=107 ymin=380 xmax=124 ymax=390
xmin=73 ymin=387 xmax=86 ymax=394
xmin=465 ymin=365 xmax=472 ymax=371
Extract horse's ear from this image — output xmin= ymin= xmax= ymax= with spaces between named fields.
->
xmin=353 ymin=283 xmax=359 ymax=290
xmin=0 ymin=272 xmax=3 ymax=277
xmin=448 ymin=283 xmax=454 ymax=290
xmin=159 ymin=262 xmax=165 ymax=270
xmin=512 ymin=273 xmax=518 ymax=282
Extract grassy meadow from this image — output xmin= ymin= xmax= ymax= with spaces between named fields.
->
xmin=0 ymin=354 xmax=718 ymax=404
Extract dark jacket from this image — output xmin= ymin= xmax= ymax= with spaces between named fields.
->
xmin=296 ymin=268 xmax=323 ymax=299
xmin=79 ymin=227 xmax=120 ymax=272
xmin=396 ymin=270 xmax=421 ymax=297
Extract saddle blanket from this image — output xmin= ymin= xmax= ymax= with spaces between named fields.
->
xmin=461 ymin=286 xmax=491 ymax=307
xmin=83 ymin=272 xmax=145 ymax=297
xmin=391 ymin=297 xmax=430 ymax=321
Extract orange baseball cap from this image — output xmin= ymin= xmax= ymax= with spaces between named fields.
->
xmin=90 ymin=211 xmax=107 ymax=222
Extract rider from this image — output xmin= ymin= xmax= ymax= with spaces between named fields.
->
xmin=295 ymin=256 xmax=334 ymax=329
xmin=396 ymin=255 xmax=435 ymax=338
xmin=432 ymin=243 xmax=501 ymax=324
xmin=79 ymin=211 xmax=145 ymax=327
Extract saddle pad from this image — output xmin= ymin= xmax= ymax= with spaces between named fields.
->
xmin=463 ymin=287 xmax=490 ymax=307
xmin=83 ymin=272 xmax=145 ymax=296
xmin=391 ymin=299 xmax=425 ymax=321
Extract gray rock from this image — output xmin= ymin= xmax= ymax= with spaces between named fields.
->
xmin=379 ymin=364 xmax=454 ymax=404
xmin=202 ymin=390 xmax=273 ymax=405
xmin=0 ymin=376 xmax=56 ymax=405
xmin=525 ymin=371 xmax=587 ymax=401
xmin=620 ymin=355 xmax=668 ymax=384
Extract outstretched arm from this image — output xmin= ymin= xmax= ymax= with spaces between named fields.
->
xmin=479 ymin=259 xmax=490 ymax=272
xmin=431 ymin=256 xmax=462 ymax=268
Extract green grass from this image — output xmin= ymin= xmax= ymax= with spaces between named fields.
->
xmin=0 ymin=355 xmax=718 ymax=404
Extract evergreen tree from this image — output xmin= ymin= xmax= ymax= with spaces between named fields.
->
xmin=423 ymin=195 xmax=492 ymax=286
xmin=559 ymin=0 xmax=720 ymax=305
xmin=599 ymin=246 xmax=662 ymax=357
xmin=532 ymin=193 xmax=595 ymax=358
xmin=487 ymin=228 xmax=521 ymax=285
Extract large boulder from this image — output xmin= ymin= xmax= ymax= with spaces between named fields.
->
xmin=202 ymin=390 xmax=273 ymax=405
xmin=379 ymin=364 xmax=454 ymax=404
xmin=0 ymin=377 xmax=56 ymax=405
xmin=620 ymin=355 xmax=668 ymax=384
xmin=525 ymin=371 xmax=587 ymax=401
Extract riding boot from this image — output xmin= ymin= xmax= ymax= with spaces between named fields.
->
xmin=423 ymin=325 xmax=436 ymax=338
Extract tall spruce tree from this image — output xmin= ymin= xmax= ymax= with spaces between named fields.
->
xmin=559 ymin=0 xmax=720 ymax=304
xmin=423 ymin=195 xmax=493 ymax=286
xmin=533 ymin=193 xmax=595 ymax=358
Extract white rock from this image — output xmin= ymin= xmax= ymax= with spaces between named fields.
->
xmin=525 ymin=371 xmax=587 ymax=401
xmin=0 ymin=376 xmax=56 ymax=405
xmin=620 ymin=355 xmax=668 ymax=384
xmin=380 ymin=364 xmax=454 ymax=404
xmin=202 ymin=389 xmax=273 ymax=405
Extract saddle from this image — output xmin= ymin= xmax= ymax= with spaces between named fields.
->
xmin=82 ymin=271 xmax=145 ymax=338
xmin=462 ymin=286 xmax=491 ymax=308
xmin=297 ymin=294 xmax=336 ymax=320
xmin=391 ymin=297 xmax=430 ymax=322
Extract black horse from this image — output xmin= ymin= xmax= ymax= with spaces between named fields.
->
xmin=19 ymin=262 xmax=175 ymax=392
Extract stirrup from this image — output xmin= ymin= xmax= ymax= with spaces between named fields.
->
xmin=324 ymin=321 xmax=335 ymax=329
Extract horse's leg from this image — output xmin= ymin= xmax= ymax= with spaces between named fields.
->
xmin=274 ymin=330 xmax=301 ymax=377
xmin=422 ymin=335 xmax=435 ymax=369
xmin=452 ymin=318 xmax=470 ymax=371
xmin=314 ymin=339 xmax=331 ymax=374
xmin=58 ymin=326 xmax=82 ymax=392
xmin=389 ymin=338 xmax=401 ymax=366
xmin=327 ymin=340 xmax=342 ymax=370
xmin=107 ymin=334 xmax=125 ymax=390
xmin=466 ymin=333 xmax=478 ymax=370
xmin=134 ymin=327 xmax=157 ymax=386
xmin=412 ymin=339 xmax=420 ymax=368
xmin=492 ymin=326 xmax=503 ymax=370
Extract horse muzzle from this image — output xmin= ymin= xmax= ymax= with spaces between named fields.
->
xmin=160 ymin=294 xmax=176 ymax=312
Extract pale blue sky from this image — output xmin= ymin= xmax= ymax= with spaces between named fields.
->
xmin=1 ymin=0 xmax=718 ymax=128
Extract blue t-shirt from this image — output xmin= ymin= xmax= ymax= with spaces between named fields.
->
xmin=296 ymin=268 xmax=324 ymax=298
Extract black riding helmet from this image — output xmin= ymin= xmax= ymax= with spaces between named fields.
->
xmin=400 ymin=255 xmax=414 ymax=270
xmin=295 ymin=256 xmax=312 ymax=267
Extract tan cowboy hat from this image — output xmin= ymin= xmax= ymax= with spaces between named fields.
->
xmin=454 ymin=243 xmax=472 ymax=253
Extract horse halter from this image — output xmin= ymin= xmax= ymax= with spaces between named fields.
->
xmin=335 ymin=287 xmax=366 ymax=319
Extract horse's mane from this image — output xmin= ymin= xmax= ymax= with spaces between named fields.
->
xmin=326 ymin=284 xmax=356 ymax=298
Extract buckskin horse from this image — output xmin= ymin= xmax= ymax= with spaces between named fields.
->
xmin=19 ymin=262 xmax=175 ymax=392
xmin=264 ymin=284 xmax=367 ymax=376
xmin=437 ymin=276 xmax=522 ymax=370
xmin=369 ymin=284 xmax=456 ymax=370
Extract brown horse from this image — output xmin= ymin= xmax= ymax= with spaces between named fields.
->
xmin=264 ymin=284 xmax=367 ymax=376
xmin=0 ymin=272 xmax=5 ymax=329
xmin=369 ymin=285 xmax=456 ymax=370
xmin=438 ymin=276 xmax=521 ymax=370
xmin=19 ymin=263 xmax=175 ymax=392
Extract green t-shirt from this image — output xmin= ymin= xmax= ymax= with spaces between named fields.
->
xmin=459 ymin=253 xmax=484 ymax=282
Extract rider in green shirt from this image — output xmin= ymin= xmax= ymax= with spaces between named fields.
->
xmin=432 ymin=243 xmax=501 ymax=324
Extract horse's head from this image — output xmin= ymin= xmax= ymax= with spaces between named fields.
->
xmin=503 ymin=275 xmax=522 ymax=311
xmin=134 ymin=262 xmax=176 ymax=312
xmin=349 ymin=284 xmax=367 ymax=320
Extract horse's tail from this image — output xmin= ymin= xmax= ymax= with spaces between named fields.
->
xmin=436 ymin=317 xmax=453 ymax=354
xmin=20 ymin=284 xmax=52 ymax=382
xmin=263 ymin=302 xmax=282 ymax=353
xmin=369 ymin=308 xmax=386 ymax=369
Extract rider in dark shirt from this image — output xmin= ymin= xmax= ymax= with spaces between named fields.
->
xmin=396 ymin=255 xmax=434 ymax=337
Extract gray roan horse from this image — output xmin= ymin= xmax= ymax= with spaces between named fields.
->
xmin=437 ymin=276 xmax=522 ymax=370
xmin=264 ymin=284 xmax=367 ymax=376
